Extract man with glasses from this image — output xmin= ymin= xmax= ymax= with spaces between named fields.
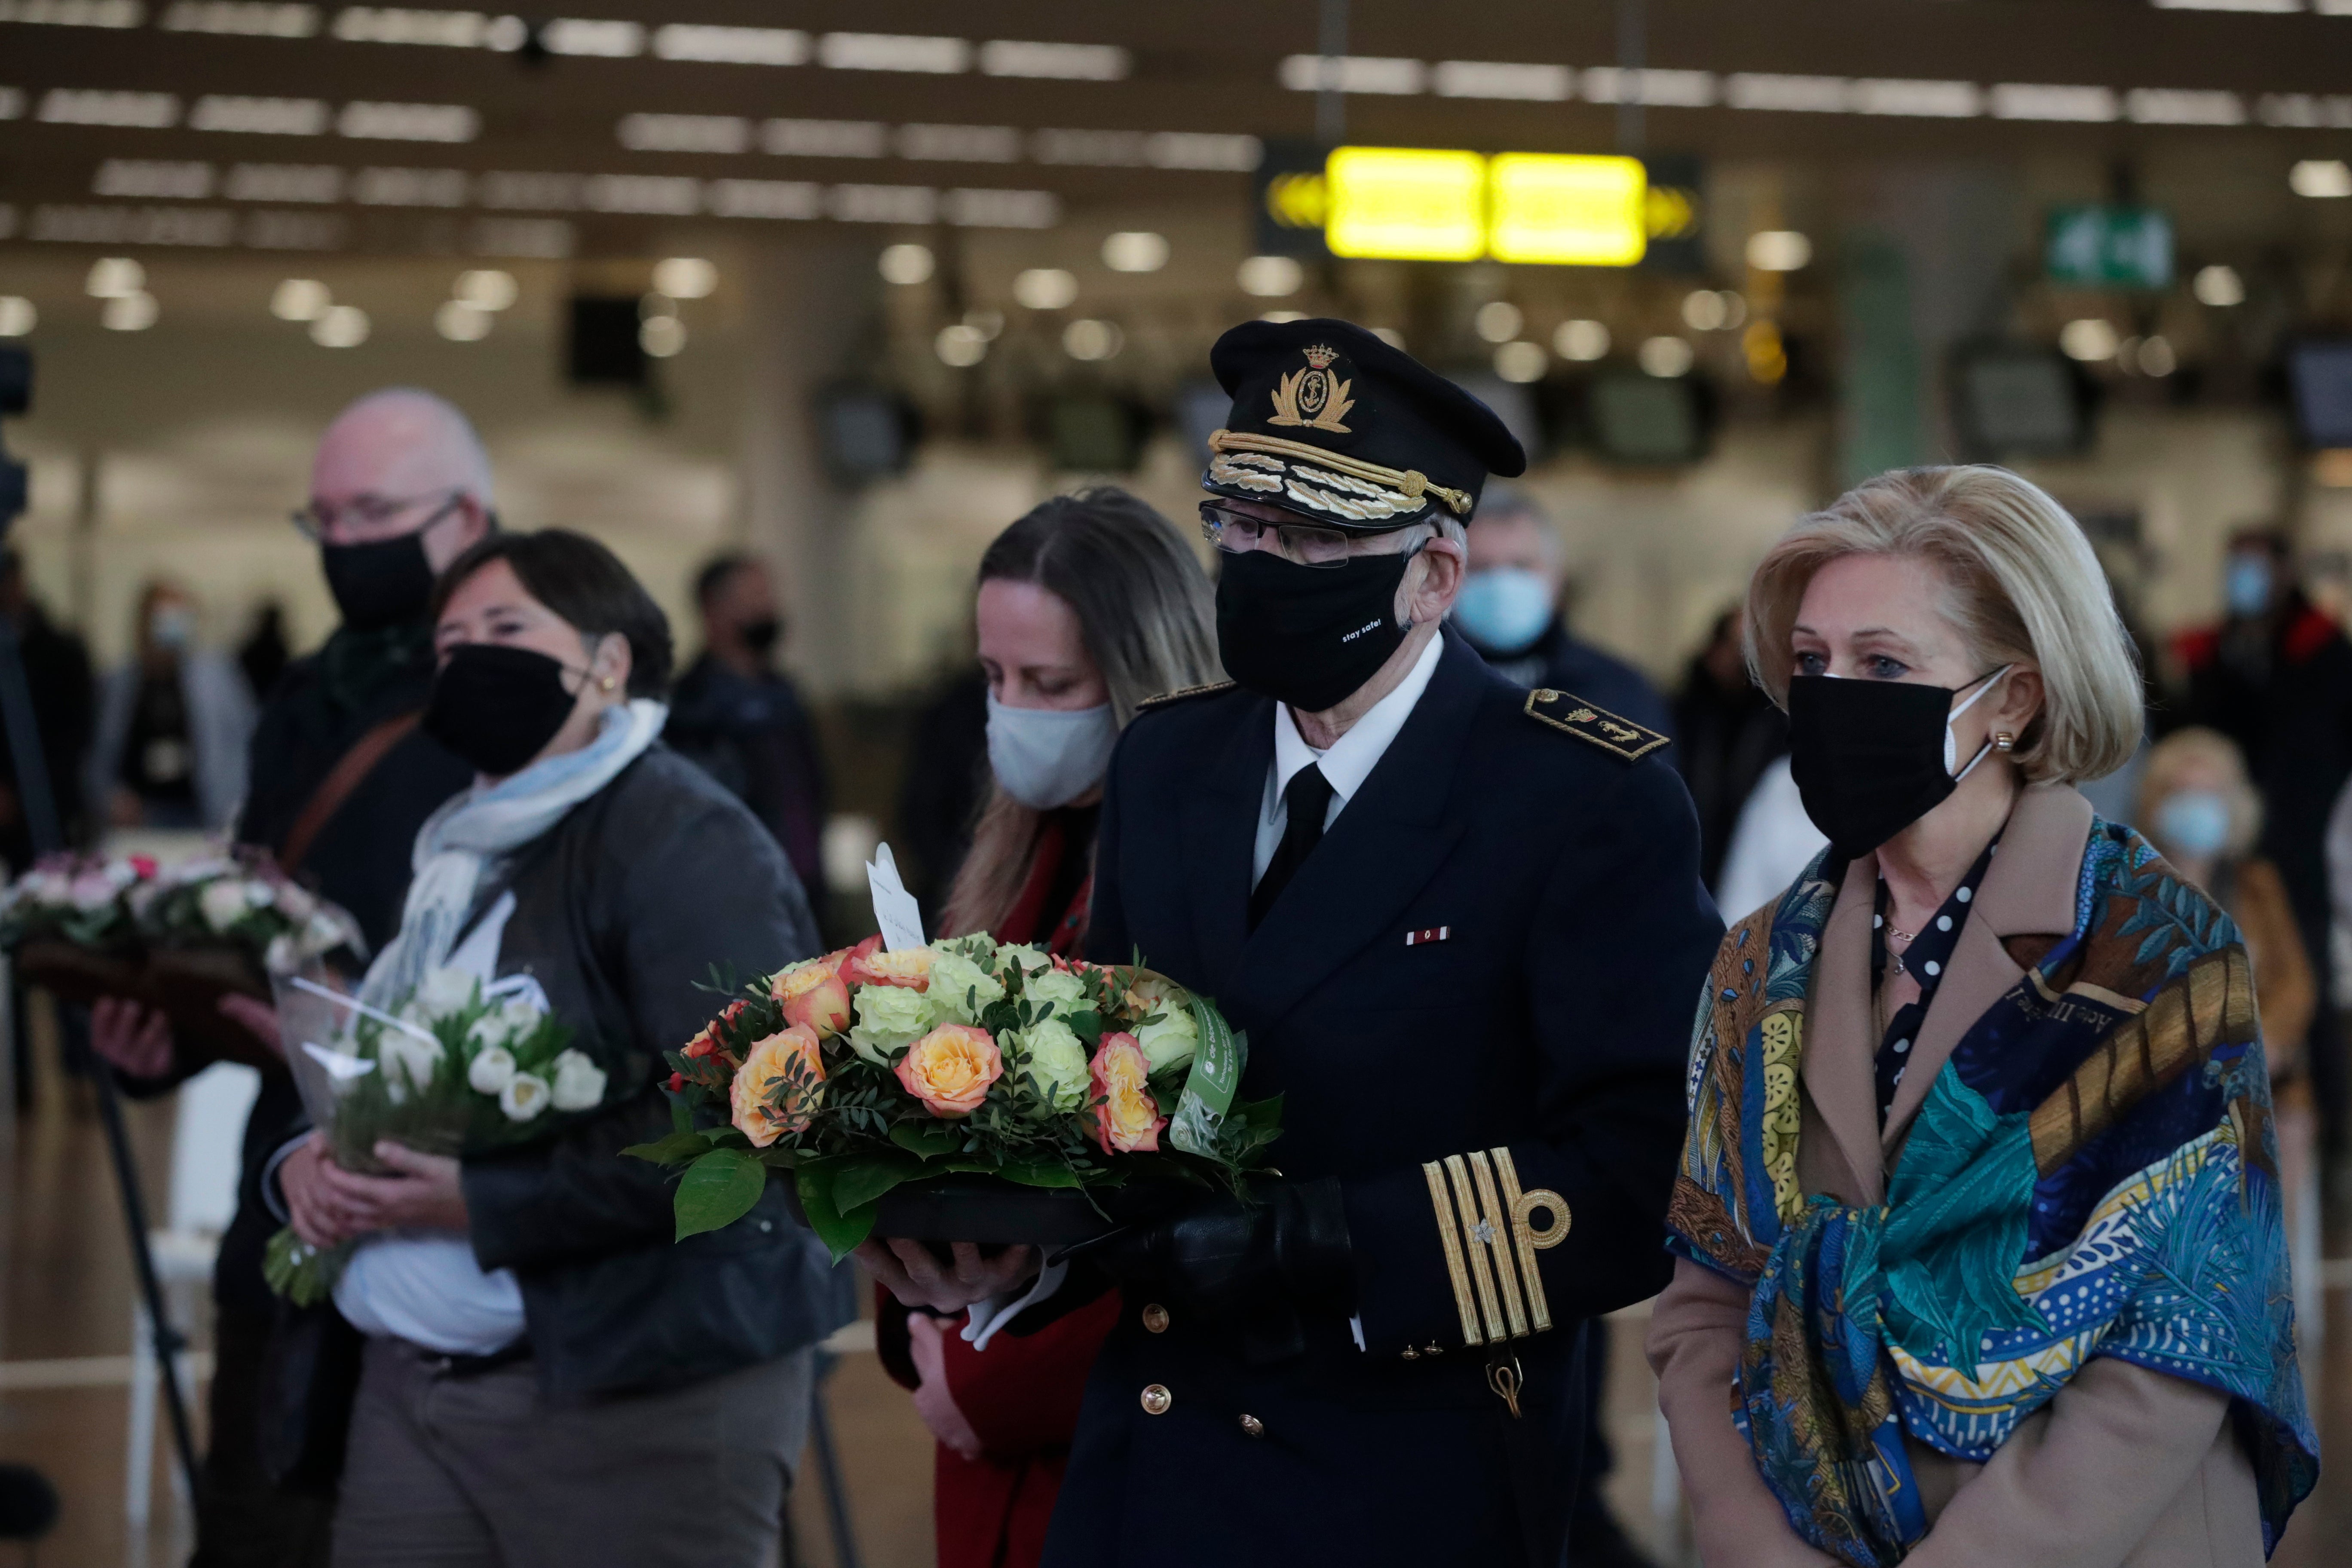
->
xmin=93 ymin=387 xmax=487 ymax=1568
xmin=877 ymin=321 xmax=1720 ymax=1566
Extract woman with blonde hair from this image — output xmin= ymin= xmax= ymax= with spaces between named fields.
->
xmin=1649 ymin=466 xmax=2314 ymax=1567
xmin=877 ymin=487 xmax=1220 ymax=1568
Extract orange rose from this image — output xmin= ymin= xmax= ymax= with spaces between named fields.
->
xmin=843 ymin=941 xmax=934 ymax=992
xmin=730 ymin=1023 xmax=825 ymax=1147
xmin=894 ymin=1023 xmax=1002 ymax=1118
xmin=1088 ymin=1031 xmax=1166 ymax=1154
xmin=682 ymin=998 xmax=751 ymax=1063
xmin=772 ymin=960 xmax=852 ymax=1036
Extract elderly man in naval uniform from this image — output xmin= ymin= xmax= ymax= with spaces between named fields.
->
xmin=868 ymin=319 xmax=1721 ymax=1568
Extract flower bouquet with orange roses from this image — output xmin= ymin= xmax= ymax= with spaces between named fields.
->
xmin=625 ymin=934 xmax=1283 ymax=1260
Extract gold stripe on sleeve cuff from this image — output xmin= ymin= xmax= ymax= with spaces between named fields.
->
xmin=1467 ymin=1150 xmax=1531 ymax=1341
xmin=1423 ymin=1161 xmax=1484 ymax=1348
xmin=1493 ymin=1146 xmax=1571 ymax=1335
xmin=1443 ymin=1155 xmax=1508 ymax=1344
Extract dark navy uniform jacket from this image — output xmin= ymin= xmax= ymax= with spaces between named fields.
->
xmin=1043 ymin=629 xmax=1721 ymax=1568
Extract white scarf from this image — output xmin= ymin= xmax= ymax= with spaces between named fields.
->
xmin=362 ymin=699 xmax=667 ymax=1008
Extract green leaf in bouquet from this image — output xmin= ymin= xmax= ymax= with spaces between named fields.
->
xmin=830 ymin=1150 xmax=925 ymax=1213
xmin=622 ymin=1130 xmax=714 ymax=1167
xmin=1063 ymin=1008 xmax=1104 ymax=1045
xmin=888 ymin=1122 xmax=963 ymax=1159
xmin=674 ymin=1147 xmax=768 ymax=1240
xmin=795 ymin=1164 xmax=878 ymax=1262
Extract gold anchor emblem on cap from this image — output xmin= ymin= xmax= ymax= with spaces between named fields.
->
xmin=1269 ymin=343 xmax=1354 ymax=433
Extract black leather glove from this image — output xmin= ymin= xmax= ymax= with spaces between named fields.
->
xmin=1095 ymin=1178 xmax=1354 ymax=1362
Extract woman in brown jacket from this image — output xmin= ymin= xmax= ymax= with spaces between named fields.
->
xmin=1648 ymin=468 xmax=2313 ymax=1568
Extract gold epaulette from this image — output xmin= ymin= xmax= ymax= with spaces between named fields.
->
xmin=1421 ymin=1148 xmax=1571 ymax=1351
xmin=1524 ymin=689 xmax=1670 ymax=762
xmin=1136 ymin=680 xmax=1236 ymax=710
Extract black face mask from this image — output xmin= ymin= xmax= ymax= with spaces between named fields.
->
xmin=739 ymin=616 xmax=782 ymax=656
xmin=320 ymin=530 xmax=438 ymax=631
xmin=423 ymin=644 xmax=581 ymax=777
xmin=1216 ymin=546 xmax=1414 ymax=713
xmin=1786 ymin=668 xmax=2010 ymax=858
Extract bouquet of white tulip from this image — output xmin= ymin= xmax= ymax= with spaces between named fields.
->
xmin=264 ymin=965 xmax=608 ymax=1305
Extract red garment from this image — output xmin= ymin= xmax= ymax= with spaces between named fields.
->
xmin=874 ymin=1287 xmax=1121 ymax=1568
xmin=933 ymin=1291 xmax=1121 ymax=1568
xmin=870 ymin=806 xmax=1111 ymax=1567
xmin=995 ymin=811 xmax=1094 ymax=955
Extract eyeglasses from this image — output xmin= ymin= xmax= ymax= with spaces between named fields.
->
xmin=291 ymin=487 xmax=466 ymax=544
xmin=1199 ymin=501 xmax=1399 ymax=570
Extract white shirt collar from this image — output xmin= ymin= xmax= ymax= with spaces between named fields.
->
xmin=1269 ymin=630 xmax=1447 ymax=815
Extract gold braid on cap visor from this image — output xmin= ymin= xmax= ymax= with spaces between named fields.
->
xmin=1206 ymin=429 xmax=1475 ymax=523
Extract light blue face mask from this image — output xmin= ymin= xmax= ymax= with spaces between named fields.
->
xmin=1453 ymin=567 xmax=1556 ymax=656
xmin=986 ymin=693 xmax=1120 ymax=810
xmin=2156 ymin=790 xmax=2232 ymax=859
xmin=2226 ymin=555 xmax=2273 ymax=619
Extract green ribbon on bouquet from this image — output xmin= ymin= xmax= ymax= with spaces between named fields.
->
xmin=1167 ymin=996 xmax=1245 ymax=1158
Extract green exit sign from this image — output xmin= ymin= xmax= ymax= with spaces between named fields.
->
xmin=2046 ymin=205 xmax=2173 ymax=289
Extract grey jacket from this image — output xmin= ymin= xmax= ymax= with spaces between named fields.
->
xmin=456 ymin=744 xmax=851 ymax=1399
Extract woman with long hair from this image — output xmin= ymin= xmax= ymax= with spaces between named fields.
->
xmin=1649 ymin=468 xmax=2312 ymax=1566
xmin=876 ymin=487 xmax=1220 ymax=1568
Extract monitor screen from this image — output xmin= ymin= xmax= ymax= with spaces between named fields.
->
xmin=817 ymin=386 xmax=911 ymax=479
xmin=1047 ymin=397 xmax=1144 ymax=473
xmin=2289 ymin=340 xmax=2352 ymax=449
xmin=1589 ymin=372 xmax=1702 ymax=464
xmin=1952 ymin=345 xmax=2084 ymax=457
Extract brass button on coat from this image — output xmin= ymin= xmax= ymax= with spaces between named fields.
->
xmin=1140 ymin=1384 xmax=1172 ymax=1415
xmin=1141 ymin=1303 xmax=1170 ymax=1334
xmin=1238 ymin=1413 xmax=1265 ymax=1438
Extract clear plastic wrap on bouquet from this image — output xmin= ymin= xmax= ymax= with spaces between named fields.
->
xmin=263 ymin=961 xmax=605 ymax=1305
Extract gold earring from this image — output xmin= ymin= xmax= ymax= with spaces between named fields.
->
xmin=600 ymin=676 xmax=616 ymax=692
xmin=1993 ymin=731 xmax=2015 ymax=753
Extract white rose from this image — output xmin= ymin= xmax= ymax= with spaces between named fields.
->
xmin=1025 ymin=966 xmax=1088 ymax=1014
xmin=549 ymin=1050 xmax=607 ymax=1112
xmin=69 ymin=873 xmax=116 ymax=912
xmin=1017 ymin=1019 xmax=1090 ymax=1111
xmin=199 ymin=879 xmax=251 ymax=933
xmin=499 ymin=1072 xmax=551 ymax=1121
xmin=466 ymin=1011 xmax=514 ymax=1053
xmin=1135 ymin=1004 xmax=1198 ymax=1075
xmin=415 ymin=967 xmax=479 ymax=1017
xmin=467 ymin=1045 xmax=517 ymax=1095
xmin=244 ymin=880 xmax=277 ymax=910
xmin=378 ymin=1027 xmax=443 ymax=1095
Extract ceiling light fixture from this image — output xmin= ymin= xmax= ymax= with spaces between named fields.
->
xmin=1554 ymin=319 xmax=1611 ymax=361
xmin=270 ymin=276 xmax=330 ymax=319
xmin=2192 ymin=263 xmax=2246 ymax=305
xmin=1100 ymin=231 xmax=1168 ymax=272
xmin=1014 ymin=267 xmax=1078 ymax=309
xmin=1236 ymin=255 xmax=1302 ymax=297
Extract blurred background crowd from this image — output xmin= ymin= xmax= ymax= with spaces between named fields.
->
xmin=4 ymin=0 xmax=2352 ymax=1564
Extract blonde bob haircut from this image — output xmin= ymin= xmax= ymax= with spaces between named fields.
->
xmin=1743 ymin=465 xmax=2144 ymax=785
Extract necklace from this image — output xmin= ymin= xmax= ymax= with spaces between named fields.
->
xmin=1883 ymin=921 xmax=1918 ymax=950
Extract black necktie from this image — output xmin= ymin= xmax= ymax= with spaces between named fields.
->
xmin=1249 ymin=764 xmax=1335 ymax=930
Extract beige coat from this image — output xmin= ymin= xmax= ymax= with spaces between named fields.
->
xmin=1646 ymin=784 xmax=2264 ymax=1568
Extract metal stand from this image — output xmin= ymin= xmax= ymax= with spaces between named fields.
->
xmin=0 ymin=355 xmax=203 ymax=1507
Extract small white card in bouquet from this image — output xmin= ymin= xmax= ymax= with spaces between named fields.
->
xmin=865 ymin=841 xmax=927 ymax=953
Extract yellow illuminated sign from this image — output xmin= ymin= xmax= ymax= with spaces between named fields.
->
xmin=1326 ymin=147 xmax=1487 ymax=262
xmin=1488 ymin=153 xmax=1647 ymax=266
xmin=1320 ymin=147 xmax=1657 ymax=266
